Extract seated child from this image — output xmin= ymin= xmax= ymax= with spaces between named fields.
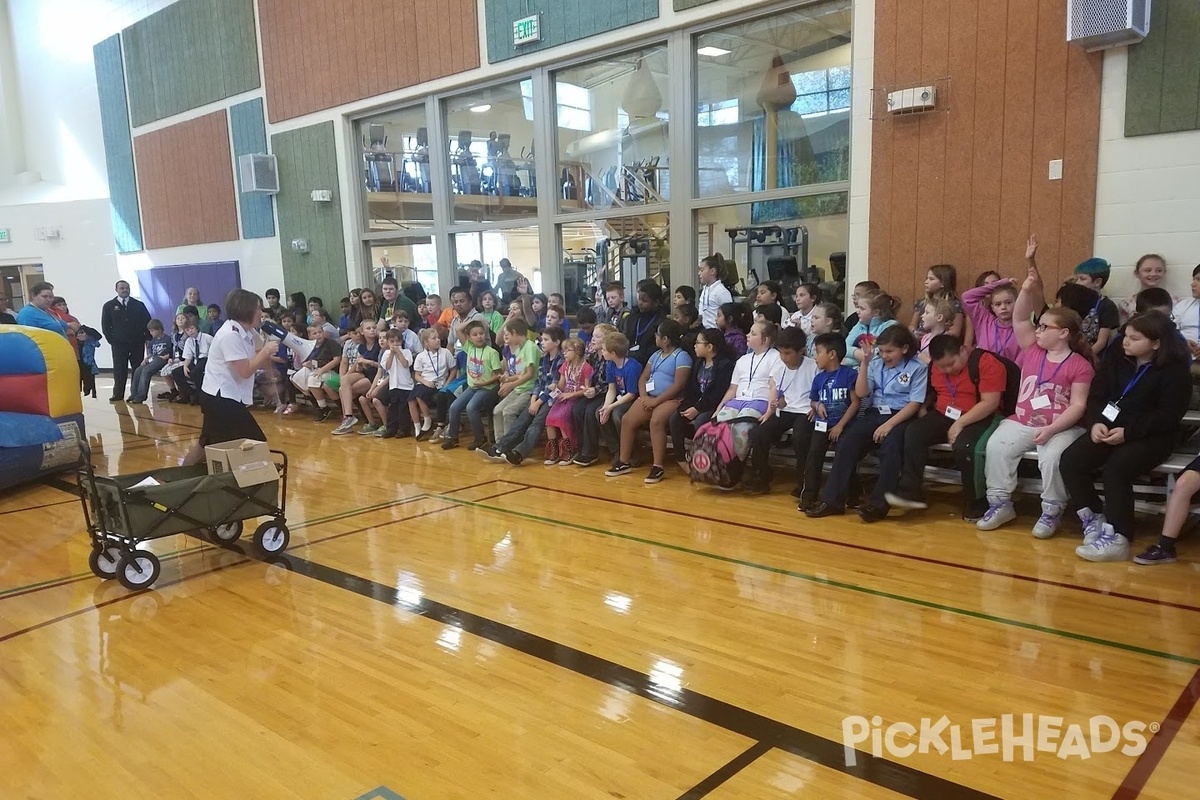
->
xmin=744 ymin=325 xmax=817 ymax=494
xmin=410 ymin=328 xmax=457 ymax=440
xmin=128 ymin=319 xmax=172 ymax=403
xmin=714 ymin=321 xmax=782 ymax=423
xmin=442 ymin=321 xmax=502 ymax=450
xmin=794 ymin=333 xmax=860 ymax=509
xmin=290 ymin=324 xmax=341 ymax=421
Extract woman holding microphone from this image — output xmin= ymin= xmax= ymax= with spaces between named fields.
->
xmin=183 ymin=289 xmax=281 ymax=465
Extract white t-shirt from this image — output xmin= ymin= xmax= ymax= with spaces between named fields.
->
xmin=771 ymin=357 xmax=818 ymax=414
xmin=1173 ymin=296 xmax=1200 ymax=343
xmin=698 ymin=281 xmax=732 ymax=328
xmin=789 ymin=308 xmax=814 ymax=336
xmin=381 ymin=347 xmax=413 ymax=390
xmin=729 ymin=348 xmax=783 ymax=402
xmin=202 ymin=321 xmax=257 ymax=405
xmin=413 ymin=348 xmax=454 ymax=388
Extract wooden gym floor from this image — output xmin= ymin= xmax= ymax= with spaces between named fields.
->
xmin=2 ymin=381 xmax=1199 ymax=799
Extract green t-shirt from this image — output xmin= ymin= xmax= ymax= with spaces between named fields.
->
xmin=481 ymin=310 xmax=505 ymax=335
xmin=507 ymin=339 xmax=541 ymax=393
xmin=377 ymin=294 xmax=418 ymax=325
xmin=464 ymin=344 xmax=501 ymax=388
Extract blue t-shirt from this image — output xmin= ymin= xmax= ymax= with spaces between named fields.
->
xmin=606 ymin=357 xmax=643 ymax=397
xmin=647 ymin=348 xmax=692 ymax=397
xmin=866 ymin=357 xmax=927 ymax=410
xmin=810 ymin=366 xmax=859 ymax=426
xmin=148 ymin=334 xmax=173 ymax=359
xmin=16 ymin=305 xmax=68 ymax=336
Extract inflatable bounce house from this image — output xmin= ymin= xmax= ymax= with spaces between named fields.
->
xmin=0 ymin=325 xmax=86 ymax=492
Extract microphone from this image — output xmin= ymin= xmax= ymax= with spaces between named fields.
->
xmin=260 ymin=319 xmax=316 ymax=362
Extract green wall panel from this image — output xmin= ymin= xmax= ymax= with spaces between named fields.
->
xmin=271 ymin=122 xmax=348 ymax=305
xmin=484 ymin=0 xmax=659 ymax=63
xmin=1126 ymin=0 xmax=1200 ymax=137
xmin=124 ymin=0 xmax=260 ymax=126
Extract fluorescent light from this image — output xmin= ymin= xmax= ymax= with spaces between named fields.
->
xmin=470 ymin=104 xmax=492 ymax=113
xmin=696 ymin=46 xmax=731 ymax=58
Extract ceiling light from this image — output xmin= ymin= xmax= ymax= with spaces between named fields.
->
xmin=696 ymin=46 xmax=731 ymax=58
xmin=469 ymin=104 xmax=492 ymax=113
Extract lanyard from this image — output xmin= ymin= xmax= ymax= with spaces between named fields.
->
xmin=778 ymin=369 xmax=794 ymax=397
xmin=747 ymin=351 xmax=768 ymax=387
xmin=1117 ymin=364 xmax=1151 ymax=402
xmin=1036 ymin=351 xmax=1072 ymax=388
xmin=940 ymin=368 xmax=958 ymax=404
xmin=993 ymin=324 xmax=1014 ymax=354
xmin=634 ymin=312 xmax=659 ymax=342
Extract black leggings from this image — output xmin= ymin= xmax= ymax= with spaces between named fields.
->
xmin=1059 ymin=432 xmax=1177 ymax=539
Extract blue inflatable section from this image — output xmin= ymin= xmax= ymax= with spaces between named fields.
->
xmin=0 ymin=332 xmax=47 ymax=375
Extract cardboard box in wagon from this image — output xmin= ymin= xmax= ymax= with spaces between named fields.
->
xmin=205 ymin=439 xmax=277 ymax=487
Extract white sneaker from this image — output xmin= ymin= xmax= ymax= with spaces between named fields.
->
xmin=976 ymin=500 xmax=1016 ymax=531
xmin=332 ymin=416 xmax=356 ymax=435
xmin=1032 ymin=506 xmax=1063 ymax=539
xmin=1077 ymin=509 xmax=1107 ymax=545
xmin=1075 ymin=523 xmax=1130 ymax=562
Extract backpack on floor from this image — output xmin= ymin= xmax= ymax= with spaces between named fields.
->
xmin=690 ymin=420 xmax=755 ymax=489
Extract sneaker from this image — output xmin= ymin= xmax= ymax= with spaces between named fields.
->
xmin=479 ymin=444 xmax=505 ymax=462
xmin=428 ymin=426 xmax=445 ymax=443
xmin=156 ymin=391 xmax=174 ymax=400
xmin=467 ymin=439 xmax=486 ymax=451
xmin=379 ymin=429 xmax=396 ymax=439
xmin=282 ymin=403 xmax=298 ymax=415
xmin=359 ymin=423 xmax=379 ymax=435
xmin=644 ymin=466 xmax=665 ymax=484
xmin=543 ymin=440 xmax=560 ymax=465
xmin=572 ymin=454 xmax=598 ymax=467
xmin=884 ymin=491 xmax=927 ymax=511
xmin=441 ymin=437 xmax=459 ymax=450
xmin=1031 ymin=510 xmax=1063 ymax=539
xmin=504 ymin=450 xmax=524 ymax=466
xmin=332 ymin=416 xmax=357 ymax=435
xmin=975 ymin=500 xmax=1016 ymax=531
xmin=316 ymin=407 xmax=334 ymax=422
xmin=804 ymin=502 xmax=844 ymax=518
xmin=557 ymin=438 xmax=575 ymax=465
xmin=1075 ymin=523 xmax=1130 ymax=562
xmin=1133 ymin=544 xmax=1178 ymax=566
xmin=857 ymin=504 xmax=888 ymax=523
xmin=790 ymin=486 xmax=804 ymax=500
xmin=742 ymin=480 xmax=769 ymax=495
xmin=605 ymin=461 xmax=632 ymax=477
xmin=374 ymin=427 xmax=388 ymax=438
xmin=1078 ymin=509 xmax=1107 ymax=545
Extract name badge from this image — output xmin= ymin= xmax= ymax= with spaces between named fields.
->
xmin=814 ymin=419 xmax=829 ymax=433
xmin=877 ymin=405 xmax=893 ymax=416
xmin=1102 ymin=403 xmax=1120 ymax=422
xmin=945 ymin=406 xmax=962 ymax=420
xmin=629 ymin=344 xmax=641 ymax=353
xmin=1030 ymin=393 xmax=1052 ymax=410
xmin=645 ymin=379 xmax=656 ymax=393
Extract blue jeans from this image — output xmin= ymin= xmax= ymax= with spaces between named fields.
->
xmin=446 ymin=386 xmax=498 ymax=441
xmin=497 ymin=401 xmax=551 ymax=457
xmin=129 ymin=357 xmax=167 ymax=401
xmin=821 ymin=409 xmax=911 ymax=510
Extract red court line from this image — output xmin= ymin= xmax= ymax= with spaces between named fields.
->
xmin=1111 ymin=667 xmax=1200 ymax=800
xmin=506 ymin=482 xmax=1200 ymax=614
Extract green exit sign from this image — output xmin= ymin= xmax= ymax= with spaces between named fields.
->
xmin=0 ymin=228 xmax=10 ymax=244
xmin=513 ymin=14 xmax=540 ymax=46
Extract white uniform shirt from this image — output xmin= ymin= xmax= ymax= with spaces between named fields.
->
xmin=202 ymin=321 xmax=256 ymax=405
xmin=183 ymin=332 xmax=214 ymax=362
xmin=381 ymin=347 xmax=414 ymax=390
xmin=771 ymin=357 xmax=818 ymax=413
xmin=1173 ymin=296 xmax=1200 ymax=344
xmin=698 ymin=281 xmax=732 ymax=328
xmin=414 ymin=348 xmax=455 ymax=388
xmin=729 ymin=348 xmax=783 ymax=401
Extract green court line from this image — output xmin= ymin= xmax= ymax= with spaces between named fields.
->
xmin=435 ymin=495 xmax=1200 ymax=667
xmin=292 ymin=494 xmax=429 ymax=530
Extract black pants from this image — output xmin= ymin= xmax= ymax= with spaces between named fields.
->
xmin=574 ymin=395 xmax=606 ymax=460
xmin=822 ymin=409 xmax=911 ymax=511
xmin=748 ymin=411 xmax=806 ymax=483
xmin=170 ymin=360 xmax=206 ymax=402
xmin=78 ymin=359 xmax=96 ymax=396
xmin=435 ymin=392 xmax=452 ymax=425
xmin=384 ymin=388 xmax=413 ymax=435
xmin=110 ymin=341 xmax=141 ymax=399
xmin=1060 ymin=432 xmax=1177 ymax=540
xmin=794 ymin=419 xmax=861 ymax=502
xmin=896 ymin=413 xmax=997 ymax=506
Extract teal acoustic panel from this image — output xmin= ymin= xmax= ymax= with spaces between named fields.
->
xmin=484 ymin=0 xmax=659 ymax=63
xmin=93 ymin=34 xmax=143 ymax=253
xmin=674 ymin=0 xmax=720 ymax=7
xmin=229 ymin=98 xmax=275 ymax=239
xmin=123 ymin=0 xmax=260 ymax=126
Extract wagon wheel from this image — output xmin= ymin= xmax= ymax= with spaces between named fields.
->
xmin=116 ymin=551 xmax=161 ymax=591
xmin=253 ymin=521 xmax=290 ymax=554
xmin=210 ymin=520 xmax=244 ymax=546
xmin=88 ymin=546 xmax=124 ymax=580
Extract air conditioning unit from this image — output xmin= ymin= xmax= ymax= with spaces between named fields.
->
xmin=238 ymin=153 xmax=279 ymax=195
xmin=1067 ymin=0 xmax=1151 ymax=51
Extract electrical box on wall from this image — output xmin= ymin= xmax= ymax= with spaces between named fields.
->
xmin=1067 ymin=0 xmax=1150 ymax=51
xmin=310 ymin=190 xmax=333 ymax=203
xmin=886 ymin=86 xmax=937 ymax=114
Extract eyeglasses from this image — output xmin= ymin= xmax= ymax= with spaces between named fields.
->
xmin=1035 ymin=324 xmax=1064 ymax=333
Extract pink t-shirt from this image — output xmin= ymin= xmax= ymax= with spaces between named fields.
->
xmin=1011 ymin=347 xmax=1094 ymax=427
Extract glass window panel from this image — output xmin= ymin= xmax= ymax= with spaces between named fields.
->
xmin=561 ymin=212 xmax=671 ymax=301
xmin=444 ymin=80 xmax=538 ymax=224
xmin=695 ymin=2 xmax=852 ymax=198
xmin=553 ymin=44 xmax=670 ymax=214
xmin=357 ymin=105 xmax=434 ymax=231
xmin=452 ymin=227 xmax=542 ymax=302
xmin=369 ymin=236 xmax=439 ymax=296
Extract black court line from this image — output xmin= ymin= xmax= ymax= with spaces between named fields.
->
xmin=263 ymin=552 xmax=999 ymax=800
xmin=39 ymin=475 xmax=80 ymax=496
xmin=676 ymin=740 xmax=773 ymax=799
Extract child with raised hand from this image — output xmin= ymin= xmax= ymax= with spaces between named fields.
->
xmin=442 ymin=320 xmax=502 ymax=450
xmin=607 ymin=320 xmax=693 ymax=482
xmin=714 ymin=321 xmax=782 ymax=423
xmin=717 ymin=301 xmax=749 ymax=357
xmin=794 ymin=333 xmax=860 ymax=509
xmin=668 ymin=328 xmax=735 ymax=466
xmin=916 ymin=298 xmax=955 ymax=363
xmin=1061 ymin=311 xmax=1191 ymax=561
xmin=484 ymin=327 xmax=565 ymax=465
xmin=596 ymin=331 xmax=643 ymax=469
xmin=1116 ymin=254 xmax=1171 ymax=324
xmin=962 ymin=276 xmax=1019 ymax=361
xmin=570 ymin=323 xmax=617 ymax=466
xmin=544 ymin=337 xmax=593 ymax=464
xmin=789 ymin=283 xmax=820 ymax=334
xmin=410 ymin=327 xmax=457 ymax=440
xmin=910 ymin=264 xmax=965 ymax=340
xmin=744 ymin=326 xmax=816 ymax=494
xmin=805 ymin=325 xmax=926 ymax=522
xmin=370 ymin=327 xmax=415 ymax=438
xmin=977 ymin=246 xmax=1094 ymax=536
xmin=844 ymin=291 xmax=900 ymax=366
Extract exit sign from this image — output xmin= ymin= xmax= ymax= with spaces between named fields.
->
xmin=0 ymin=228 xmax=10 ymax=244
xmin=513 ymin=14 xmax=541 ymax=46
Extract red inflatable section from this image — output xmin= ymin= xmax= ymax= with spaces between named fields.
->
xmin=0 ymin=374 xmax=50 ymax=415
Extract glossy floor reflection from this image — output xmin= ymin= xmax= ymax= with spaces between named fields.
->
xmin=2 ymin=385 xmax=1198 ymax=799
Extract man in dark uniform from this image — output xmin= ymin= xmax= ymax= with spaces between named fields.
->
xmin=100 ymin=280 xmax=151 ymax=402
